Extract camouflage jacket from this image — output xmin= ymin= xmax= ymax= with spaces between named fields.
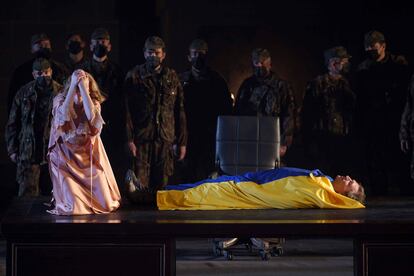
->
xmin=302 ymin=74 xmax=356 ymax=139
xmin=400 ymin=74 xmax=414 ymax=143
xmin=5 ymin=80 xmax=62 ymax=163
xmin=125 ymin=64 xmax=187 ymax=146
xmin=233 ymin=72 xmax=295 ymax=145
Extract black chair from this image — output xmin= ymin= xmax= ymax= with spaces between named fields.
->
xmin=212 ymin=116 xmax=284 ymax=260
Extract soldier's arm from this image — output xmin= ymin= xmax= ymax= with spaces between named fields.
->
xmin=280 ymin=81 xmax=296 ymax=147
xmin=5 ymin=90 xmax=22 ymax=158
xmin=174 ymin=72 xmax=187 ymax=147
xmin=233 ymin=80 xmax=248 ymax=115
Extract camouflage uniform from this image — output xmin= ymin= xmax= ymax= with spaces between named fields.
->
xmin=356 ymin=52 xmax=410 ymax=195
xmin=302 ymin=74 xmax=356 ymax=177
xmin=125 ymin=63 xmax=187 ymax=191
xmin=5 ymin=80 xmax=62 ymax=196
xmin=400 ymin=74 xmax=414 ymax=194
xmin=179 ymin=68 xmax=233 ymax=182
xmin=234 ymin=71 xmax=295 ymax=147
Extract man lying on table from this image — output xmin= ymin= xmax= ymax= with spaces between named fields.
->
xmin=127 ymin=167 xmax=366 ymax=210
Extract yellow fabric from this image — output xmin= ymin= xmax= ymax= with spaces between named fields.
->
xmin=157 ymin=174 xmax=365 ymax=210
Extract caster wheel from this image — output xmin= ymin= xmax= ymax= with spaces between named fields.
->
xmin=271 ymin=247 xmax=284 ymax=257
xmin=260 ymin=250 xmax=271 ymax=261
xmin=224 ymin=250 xmax=233 ymax=260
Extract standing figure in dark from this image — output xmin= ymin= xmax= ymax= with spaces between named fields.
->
xmin=399 ymin=74 xmax=414 ymax=195
xmin=8 ymin=33 xmax=69 ymax=112
xmin=5 ymin=58 xmax=62 ymax=197
xmin=234 ymin=48 xmax=295 ymax=158
xmin=356 ymin=30 xmax=410 ymax=195
xmin=83 ymin=28 xmax=126 ymax=189
xmin=125 ymin=36 xmax=187 ymax=197
xmin=302 ymin=46 xmax=356 ymax=177
xmin=179 ymin=39 xmax=233 ymax=182
xmin=64 ymin=32 xmax=89 ymax=73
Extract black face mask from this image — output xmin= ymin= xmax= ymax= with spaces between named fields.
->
xmin=191 ymin=55 xmax=207 ymax=70
xmin=367 ymin=49 xmax=380 ymax=60
xmin=146 ymin=56 xmax=161 ymax=71
xmin=254 ymin=66 xmax=269 ymax=78
xmin=93 ymin=44 xmax=108 ymax=58
xmin=36 ymin=76 xmax=52 ymax=88
xmin=35 ymin=47 xmax=52 ymax=59
xmin=68 ymin=41 xmax=82 ymax=55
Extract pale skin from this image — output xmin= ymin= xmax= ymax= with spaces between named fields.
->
xmin=128 ymin=47 xmax=186 ymax=160
xmin=62 ymin=70 xmax=95 ymax=122
xmin=9 ymin=67 xmax=53 ymax=163
xmin=332 ymin=175 xmax=362 ymax=196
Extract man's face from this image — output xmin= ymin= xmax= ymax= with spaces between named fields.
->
xmin=365 ymin=42 xmax=385 ymax=60
xmin=144 ymin=47 xmax=166 ymax=63
xmin=252 ymin=57 xmax=271 ymax=77
xmin=31 ymin=40 xmax=51 ymax=53
xmin=333 ymin=175 xmax=361 ymax=195
xmin=67 ymin=35 xmax=85 ymax=48
xmin=329 ymin=57 xmax=350 ymax=74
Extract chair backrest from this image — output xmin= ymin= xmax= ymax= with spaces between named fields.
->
xmin=216 ymin=116 xmax=280 ymax=175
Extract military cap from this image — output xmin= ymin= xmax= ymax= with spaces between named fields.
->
xmin=364 ymin=30 xmax=385 ymax=48
xmin=189 ymin=39 xmax=208 ymax=52
xmin=91 ymin=28 xmax=110 ymax=40
xmin=31 ymin=33 xmax=50 ymax=46
xmin=144 ymin=36 xmax=166 ymax=50
xmin=251 ymin=48 xmax=271 ymax=62
xmin=324 ymin=46 xmax=351 ymax=64
xmin=32 ymin=58 xmax=51 ymax=71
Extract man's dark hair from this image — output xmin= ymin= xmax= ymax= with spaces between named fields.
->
xmin=143 ymin=36 xmax=166 ymax=52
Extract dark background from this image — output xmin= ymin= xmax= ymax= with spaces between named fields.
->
xmin=0 ymin=0 xmax=413 ymax=211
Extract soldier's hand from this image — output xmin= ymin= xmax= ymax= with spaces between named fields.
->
xmin=10 ymin=153 xmax=17 ymax=163
xmin=280 ymin=145 xmax=287 ymax=157
xmin=401 ymin=140 xmax=410 ymax=153
xmin=128 ymin=141 xmax=137 ymax=157
xmin=178 ymin=146 xmax=186 ymax=161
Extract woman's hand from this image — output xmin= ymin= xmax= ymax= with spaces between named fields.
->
xmin=77 ymin=70 xmax=89 ymax=89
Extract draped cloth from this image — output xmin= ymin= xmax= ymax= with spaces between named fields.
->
xmin=47 ymin=93 xmax=121 ymax=215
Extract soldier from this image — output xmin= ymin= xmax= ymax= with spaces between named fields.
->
xmin=179 ymin=39 xmax=233 ymax=182
xmin=64 ymin=32 xmax=89 ymax=72
xmin=302 ymin=46 xmax=356 ymax=177
xmin=356 ymin=30 xmax=411 ymax=195
xmin=399 ymin=74 xmax=414 ymax=195
xmin=8 ymin=33 xmax=69 ymax=112
xmin=125 ymin=36 xmax=187 ymax=197
xmin=83 ymin=28 xmax=126 ymax=188
xmin=5 ymin=58 xmax=62 ymax=197
xmin=234 ymin=48 xmax=295 ymax=158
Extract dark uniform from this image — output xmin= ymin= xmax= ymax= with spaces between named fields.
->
xmin=234 ymin=71 xmax=295 ymax=147
xmin=7 ymin=33 xmax=69 ymax=112
xmin=179 ymin=68 xmax=233 ymax=182
xmin=302 ymin=74 xmax=356 ymax=177
xmin=400 ymin=74 xmax=414 ymax=194
xmin=64 ymin=55 xmax=90 ymax=73
xmin=5 ymin=76 xmax=62 ymax=197
xmin=125 ymin=63 xmax=187 ymax=192
xmin=356 ymin=32 xmax=410 ymax=195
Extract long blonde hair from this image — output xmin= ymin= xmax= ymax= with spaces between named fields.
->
xmin=62 ymin=71 xmax=105 ymax=104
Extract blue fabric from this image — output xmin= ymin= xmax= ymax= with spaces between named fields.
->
xmin=165 ymin=167 xmax=333 ymax=191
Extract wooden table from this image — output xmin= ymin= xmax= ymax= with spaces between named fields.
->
xmin=2 ymin=197 xmax=414 ymax=276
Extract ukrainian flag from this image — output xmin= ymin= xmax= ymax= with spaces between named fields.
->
xmin=157 ymin=167 xmax=365 ymax=210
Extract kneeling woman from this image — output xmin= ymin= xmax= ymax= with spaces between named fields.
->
xmin=47 ymin=70 xmax=121 ymax=215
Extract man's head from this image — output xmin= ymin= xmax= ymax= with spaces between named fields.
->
xmin=32 ymin=58 xmax=53 ymax=87
xmin=364 ymin=30 xmax=386 ymax=61
xmin=143 ymin=36 xmax=166 ymax=72
xmin=332 ymin=175 xmax=366 ymax=203
xmin=188 ymin=39 xmax=208 ymax=70
xmin=251 ymin=48 xmax=272 ymax=78
xmin=30 ymin=33 xmax=52 ymax=59
xmin=66 ymin=32 xmax=86 ymax=55
xmin=324 ymin=46 xmax=351 ymax=75
xmin=90 ymin=28 xmax=111 ymax=59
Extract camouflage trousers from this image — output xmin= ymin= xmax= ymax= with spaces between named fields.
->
xmin=16 ymin=162 xmax=52 ymax=197
xmin=132 ymin=141 xmax=174 ymax=192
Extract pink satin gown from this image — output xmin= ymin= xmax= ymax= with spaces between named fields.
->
xmin=47 ymin=93 xmax=121 ymax=215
